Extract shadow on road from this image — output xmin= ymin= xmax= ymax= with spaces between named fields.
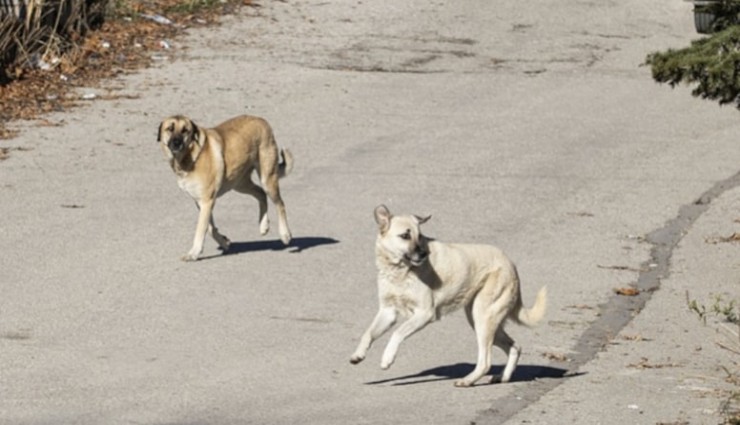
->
xmin=201 ymin=236 xmax=340 ymax=260
xmin=365 ymin=362 xmax=580 ymax=386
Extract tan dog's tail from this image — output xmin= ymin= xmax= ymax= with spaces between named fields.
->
xmin=513 ymin=286 xmax=547 ymax=327
xmin=278 ymin=148 xmax=294 ymax=178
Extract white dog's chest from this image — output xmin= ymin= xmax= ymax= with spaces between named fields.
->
xmin=379 ymin=277 xmax=433 ymax=318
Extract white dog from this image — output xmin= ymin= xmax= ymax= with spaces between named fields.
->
xmin=350 ymin=205 xmax=547 ymax=387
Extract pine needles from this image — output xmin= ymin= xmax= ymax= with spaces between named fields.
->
xmin=645 ymin=0 xmax=740 ymax=108
xmin=646 ymin=26 xmax=740 ymax=107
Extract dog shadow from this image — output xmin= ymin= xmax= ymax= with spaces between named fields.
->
xmin=228 ymin=236 xmax=339 ymax=254
xmin=200 ymin=236 xmax=339 ymax=260
xmin=365 ymin=363 xmax=581 ymax=386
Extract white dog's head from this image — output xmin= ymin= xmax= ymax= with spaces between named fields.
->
xmin=374 ymin=205 xmax=431 ymax=267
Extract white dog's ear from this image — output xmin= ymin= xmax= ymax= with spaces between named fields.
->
xmin=374 ymin=205 xmax=392 ymax=233
xmin=416 ymin=215 xmax=431 ymax=225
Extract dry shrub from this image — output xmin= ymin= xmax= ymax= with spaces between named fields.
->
xmin=0 ymin=0 xmax=107 ymax=83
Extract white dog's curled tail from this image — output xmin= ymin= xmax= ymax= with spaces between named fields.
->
xmin=514 ymin=286 xmax=547 ymax=327
xmin=279 ymin=148 xmax=294 ymax=178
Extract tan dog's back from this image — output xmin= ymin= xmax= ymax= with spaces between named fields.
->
xmin=158 ymin=114 xmax=293 ymax=261
xmin=210 ymin=115 xmax=277 ymax=184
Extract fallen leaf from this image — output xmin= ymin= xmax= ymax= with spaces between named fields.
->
xmin=542 ymin=352 xmax=570 ymax=362
xmin=615 ymin=287 xmax=640 ymax=296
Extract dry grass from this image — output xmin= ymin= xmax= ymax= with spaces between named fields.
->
xmin=0 ymin=0 xmax=253 ymax=140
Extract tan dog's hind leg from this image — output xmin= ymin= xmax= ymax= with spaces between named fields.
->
xmin=183 ymin=199 xmax=215 ymax=262
xmin=261 ymin=172 xmax=291 ymax=245
xmin=350 ymin=307 xmax=397 ymax=364
xmin=235 ymin=179 xmax=269 ymax=236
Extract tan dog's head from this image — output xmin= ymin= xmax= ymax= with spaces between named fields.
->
xmin=157 ymin=115 xmax=202 ymax=160
xmin=374 ymin=205 xmax=431 ymax=267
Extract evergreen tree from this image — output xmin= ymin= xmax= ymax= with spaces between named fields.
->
xmin=646 ymin=0 xmax=740 ymax=107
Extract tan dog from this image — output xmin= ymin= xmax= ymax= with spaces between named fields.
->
xmin=350 ymin=205 xmax=547 ymax=387
xmin=158 ymin=114 xmax=293 ymax=261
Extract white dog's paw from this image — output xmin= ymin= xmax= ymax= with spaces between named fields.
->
xmin=454 ymin=379 xmax=474 ymax=388
xmin=349 ymin=354 xmax=364 ymax=364
xmin=380 ymin=357 xmax=394 ymax=370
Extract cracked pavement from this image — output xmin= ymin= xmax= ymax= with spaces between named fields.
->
xmin=1 ymin=0 xmax=739 ymax=424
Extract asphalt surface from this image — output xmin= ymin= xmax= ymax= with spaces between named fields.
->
xmin=1 ymin=0 xmax=739 ymax=424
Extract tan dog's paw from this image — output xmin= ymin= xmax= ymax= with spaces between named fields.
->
xmin=181 ymin=253 xmax=199 ymax=262
xmin=216 ymin=236 xmax=231 ymax=252
xmin=260 ymin=217 xmax=270 ymax=236
xmin=280 ymin=230 xmax=292 ymax=246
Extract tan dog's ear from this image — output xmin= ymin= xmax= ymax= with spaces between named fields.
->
xmin=374 ymin=205 xmax=392 ymax=233
xmin=191 ymin=121 xmax=205 ymax=148
xmin=416 ymin=215 xmax=431 ymax=225
xmin=157 ymin=121 xmax=163 ymax=142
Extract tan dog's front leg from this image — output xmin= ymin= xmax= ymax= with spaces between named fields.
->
xmin=350 ymin=307 xmax=397 ymax=365
xmin=182 ymin=198 xmax=214 ymax=261
xmin=208 ymin=215 xmax=231 ymax=252
xmin=380 ymin=310 xmax=434 ymax=369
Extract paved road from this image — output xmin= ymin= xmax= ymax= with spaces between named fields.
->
xmin=1 ymin=1 xmax=739 ymax=424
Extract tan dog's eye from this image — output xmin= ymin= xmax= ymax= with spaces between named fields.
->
xmin=167 ymin=123 xmax=175 ymax=132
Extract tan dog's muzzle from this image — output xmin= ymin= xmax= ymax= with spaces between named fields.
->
xmin=168 ymin=134 xmax=186 ymax=154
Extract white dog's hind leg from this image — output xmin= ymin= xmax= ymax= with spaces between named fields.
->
xmin=351 ymin=307 xmax=397 ymax=364
xmin=380 ymin=310 xmax=434 ymax=369
xmin=493 ymin=329 xmax=520 ymax=384
xmin=455 ymin=297 xmax=507 ymax=387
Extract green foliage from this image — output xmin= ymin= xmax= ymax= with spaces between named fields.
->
xmin=646 ymin=25 xmax=740 ymax=107
xmin=686 ymin=293 xmax=739 ymax=324
xmin=644 ymin=0 xmax=740 ymax=107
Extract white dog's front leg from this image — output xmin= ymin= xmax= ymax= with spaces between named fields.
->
xmin=182 ymin=199 xmax=214 ymax=261
xmin=380 ymin=310 xmax=434 ymax=369
xmin=350 ymin=307 xmax=397 ymax=364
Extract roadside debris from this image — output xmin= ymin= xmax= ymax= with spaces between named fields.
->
xmin=0 ymin=0 xmax=249 ymax=141
xmin=627 ymin=357 xmax=681 ymax=369
xmin=705 ymin=232 xmax=740 ymax=244
xmin=139 ymin=13 xmax=173 ymax=25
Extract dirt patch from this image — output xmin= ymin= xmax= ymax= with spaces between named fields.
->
xmin=0 ymin=0 xmax=256 ymax=140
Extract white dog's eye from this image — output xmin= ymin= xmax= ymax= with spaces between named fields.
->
xmin=399 ymin=231 xmax=411 ymax=240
